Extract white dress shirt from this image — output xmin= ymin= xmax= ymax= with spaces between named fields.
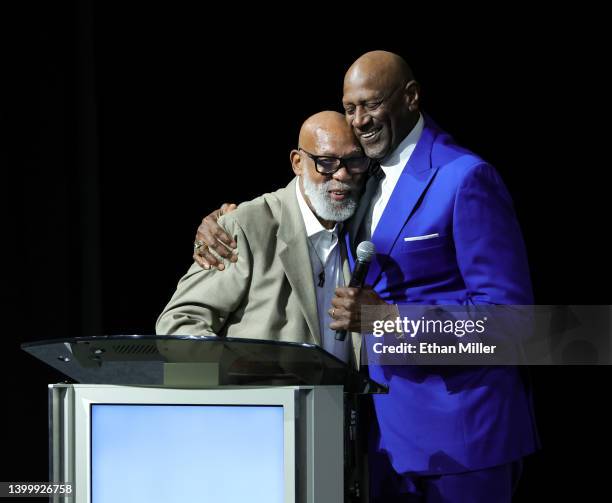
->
xmin=295 ymin=181 xmax=349 ymax=363
xmin=362 ymin=113 xmax=425 ymax=239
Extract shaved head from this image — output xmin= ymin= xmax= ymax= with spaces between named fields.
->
xmin=298 ymin=111 xmax=357 ymax=155
xmin=345 ymin=50 xmax=414 ymax=94
xmin=342 ymin=51 xmax=420 ymax=159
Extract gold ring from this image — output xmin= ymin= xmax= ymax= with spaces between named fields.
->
xmin=194 ymin=240 xmax=205 ymax=251
xmin=331 ymin=309 xmax=335 ymax=318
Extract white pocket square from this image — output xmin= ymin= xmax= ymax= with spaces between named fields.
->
xmin=403 ymin=233 xmax=439 ymax=242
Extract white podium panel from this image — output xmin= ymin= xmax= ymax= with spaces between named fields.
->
xmin=49 ymin=384 xmax=343 ymax=503
xmin=91 ymin=404 xmax=284 ymax=502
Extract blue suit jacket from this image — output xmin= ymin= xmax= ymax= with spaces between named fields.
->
xmin=345 ymin=115 xmax=539 ymax=475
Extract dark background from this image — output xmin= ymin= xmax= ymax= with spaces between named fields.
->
xmin=3 ymin=2 xmax=609 ymax=500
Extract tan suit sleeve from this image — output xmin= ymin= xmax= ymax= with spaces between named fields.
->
xmin=155 ymin=216 xmax=251 ymax=336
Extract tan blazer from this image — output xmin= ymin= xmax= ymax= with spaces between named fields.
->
xmin=156 ymin=178 xmax=361 ymax=368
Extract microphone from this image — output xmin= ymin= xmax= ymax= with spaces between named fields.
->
xmin=335 ymin=241 xmax=376 ymax=341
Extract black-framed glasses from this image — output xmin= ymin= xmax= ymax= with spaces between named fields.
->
xmin=298 ymin=148 xmax=371 ymax=175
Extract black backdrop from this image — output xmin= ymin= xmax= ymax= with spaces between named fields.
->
xmin=4 ymin=2 xmax=610 ymax=500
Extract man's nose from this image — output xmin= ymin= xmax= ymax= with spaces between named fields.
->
xmin=332 ymin=166 xmax=352 ymax=182
xmin=353 ymin=107 xmax=371 ymax=129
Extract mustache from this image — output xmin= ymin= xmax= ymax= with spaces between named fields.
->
xmin=323 ymin=180 xmax=356 ymax=192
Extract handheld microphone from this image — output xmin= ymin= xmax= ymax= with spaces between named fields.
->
xmin=335 ymin=241 xmax=376 ymax=341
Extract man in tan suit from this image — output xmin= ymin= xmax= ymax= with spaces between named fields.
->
xmin=156 ymin=111 xmax=370 ymax=366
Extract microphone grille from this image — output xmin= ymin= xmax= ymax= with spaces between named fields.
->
xmin=356 ymin=241 xmax=376 ymax=262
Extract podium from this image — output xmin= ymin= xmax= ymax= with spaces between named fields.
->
xmin=23 ymin=335 xmax=385 ymax=503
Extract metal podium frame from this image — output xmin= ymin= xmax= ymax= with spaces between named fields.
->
xmin=23 ymin=335 xmax=386 ymax=503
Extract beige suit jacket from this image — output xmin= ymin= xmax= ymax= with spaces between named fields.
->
xmin=156 ymin=178 xmax=361 ymax=368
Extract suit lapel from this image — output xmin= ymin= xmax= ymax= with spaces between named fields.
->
xmin=367 ymin=123 xmax=440 ymax=286
xmin=277 ymin=179 xmax=321 ymax=345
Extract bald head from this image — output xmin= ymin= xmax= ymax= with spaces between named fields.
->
xmin=342 ymin=51 xmax=420 ymax=159
xmin=344 ymin=50 xmax=414 ymax=94
xmin=298 ymin=111 xmax=358 ymax=155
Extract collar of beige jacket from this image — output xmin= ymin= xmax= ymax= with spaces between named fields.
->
xmin=276 ymin=177 xmax=321 ymax=345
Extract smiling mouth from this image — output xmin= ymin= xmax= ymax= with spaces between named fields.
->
xmin=359 ymin=128 xmax=382 ymax=141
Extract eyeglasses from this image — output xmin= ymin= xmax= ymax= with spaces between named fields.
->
xmin=298 ymin=148 xmax=371 ymax=175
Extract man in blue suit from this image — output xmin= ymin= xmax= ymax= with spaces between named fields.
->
xmin=328 ymin=51 xmax=539 ymax=502
xmin=192 ymin=51 xmax=538 ymax=502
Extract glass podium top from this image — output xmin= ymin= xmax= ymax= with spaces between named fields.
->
xmin=22 ymin=335 xmax=386 ymax=394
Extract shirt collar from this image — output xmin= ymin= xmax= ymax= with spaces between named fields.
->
xmin=380 ymin=113 xmax=424 ymax=176
xmin=295 ymin=178 xmax=340 ymax=239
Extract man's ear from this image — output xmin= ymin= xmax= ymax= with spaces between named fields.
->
xmin=290 ymin=149 xmax=302 ymax=176
xmin=404 ymin=80 xmax=420 ymax=112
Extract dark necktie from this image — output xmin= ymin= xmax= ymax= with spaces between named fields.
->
xmin=370 ymin=161 xmax=386 ymax=182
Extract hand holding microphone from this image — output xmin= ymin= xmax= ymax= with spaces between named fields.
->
xmin=332 ymin=241 xmax=381 ymax=341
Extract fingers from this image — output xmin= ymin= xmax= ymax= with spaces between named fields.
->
xmin=194 ymin=216 xmax=237 ymax=266
xmin=328 ymin=302 xmax=361 ymax=332
xmin=202 ymin=234 xmax=237 ymax=262
xmin=200 ymin=215 xmax=237 ymax=258
xmin=197 ymin=245 xmax=227 ymax=271
xmin=194 ymin=236 xmax=232 ymax=268
xmin=329 ymin=286 xmax=383 ymax=331
xmin=192 ymin=204 xmax=239 ymax=270
xmin=193 ymin=243 xmax=220 ymax=270
xmin=328 ymin=304 xmax=346 ymax=331
xmin=220 ymin=203 xmax=238 ymax=215
xmin=199 ymin=216 xmax=237 ymax=252
xmin=330 ymin=289 xmax=361 ymax=329
xmin=329 ymin=316 xmax=359 ymax=332
xmin=330 ymin=286 xmax=365 ymax=332
xmin=215 ymin=203 xmax=238 ymax=247
xmin=193 ymin=251 xmax=211 ymax=269
xmin=330 ymin=295 xmax=358 ymax=313
xmin=334 ymin=286 xmax=359 ymax=298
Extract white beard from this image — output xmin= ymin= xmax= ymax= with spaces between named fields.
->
xmin=302 ymin=171 xmax=359 ymax=222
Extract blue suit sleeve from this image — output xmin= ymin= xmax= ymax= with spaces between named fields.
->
xmin=453 ymin=163 xmax=534 ymax=305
